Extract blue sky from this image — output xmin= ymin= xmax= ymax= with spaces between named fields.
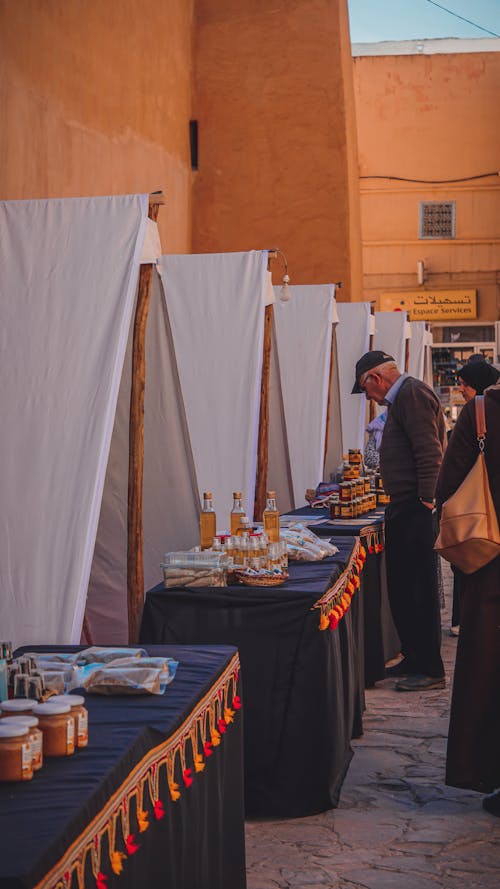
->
xmin=347 ymin=0 xmax=500 ymax=42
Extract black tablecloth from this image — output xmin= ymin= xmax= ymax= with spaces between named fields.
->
xmin=1 ymin=645 xmax=245 ymax=889
xmin=288 ymin=507 xmax=400 ymax=679
xmin=141 ymin=538 xmax=364 ymax=818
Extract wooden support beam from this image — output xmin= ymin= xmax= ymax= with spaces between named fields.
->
xmin=254 ymin=302 xmax=273 ymax=521
xmin=127 ymin=194 xmax=162 ymax=644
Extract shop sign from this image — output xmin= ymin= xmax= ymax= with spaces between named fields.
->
xmin=380 ymin=289 xmax=477 ymax=321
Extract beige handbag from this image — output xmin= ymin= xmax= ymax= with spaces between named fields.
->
xmin=435 ymin=395 xmax=500 ymax=574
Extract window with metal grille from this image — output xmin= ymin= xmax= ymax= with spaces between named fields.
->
xmin=419 ymin=201 xmax=455 ymax=239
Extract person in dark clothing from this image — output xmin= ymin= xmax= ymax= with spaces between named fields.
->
xmin=435 ymin=383 xmax=500 ymax=817
xmin=352 ymin=351 xmax=446 ymax=691
xmin=450 ymin=357 xmax=500 ymax=636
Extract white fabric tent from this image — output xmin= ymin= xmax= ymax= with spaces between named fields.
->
xmin=408 ymin=320 xmax=428 ymax=381
xmin=0 ymin=195 xmax=148 ymax=647
xmin=373 ymin=311 xmax=408 ymax=372
xmin=336 ymin=302 xmax=372 ymax=453
xmin=158 ymin=251 xmax=268 ymax=527
xmin=270 ymin=285 xmax=335 ymax=508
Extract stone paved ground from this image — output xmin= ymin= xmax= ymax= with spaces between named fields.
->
xmin=245 ymin=563 xmax=500 ymax=888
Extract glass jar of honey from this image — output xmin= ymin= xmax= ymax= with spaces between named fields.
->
xmin=46 ymin=694 xmax=88 ymax=748
xmin=0 ymin=699 xmax=38 ymax=719
xmin=0 ymin=723 xmax=33 ymax=782
xmin=8 ymin=715 xmax=43 ymax=770
xmin=34 ymin=703 xmax=75 ymax=757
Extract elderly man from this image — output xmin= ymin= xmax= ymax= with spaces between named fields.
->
xmin=352 ymin=351 xmax=446 ymax=691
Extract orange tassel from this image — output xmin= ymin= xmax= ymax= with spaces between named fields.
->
xmin=111 ymin=852 xmax=127 ymax=875
xmin=194 ymin=753 xmax=205 ymax=772
xmin=352 ymin=575 xmax=360 ymax=590
xmin=346 ymin=580 xmax=355 ymax=595
xmin=211 ymin=728 xmax=221 ymax=747
xmin=359 ymin=545 xmax=367 ymax=560
xmin=169 ymin=780 xmax=181 ymax=801
xmin=137 ymin=809 xmax=149 ymax=833
xmin=319 ymin=612 xmax=329 ymax=631
xmin=224 ymin=706 xmax=235 ymax=723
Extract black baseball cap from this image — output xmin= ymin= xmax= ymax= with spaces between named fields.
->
xmin=352 ymin=351 xmax=395 ymax=394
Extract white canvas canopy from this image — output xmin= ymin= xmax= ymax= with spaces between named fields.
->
xmin=336 ymin=302 xmax=372 ymax=453
xmin=268 ymin=285 xmax=337 ymax=509
xmin=0 ymin=194 xmax=148 ymax=647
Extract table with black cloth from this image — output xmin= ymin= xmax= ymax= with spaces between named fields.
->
xmin=141 ymin=537 xmax=365 ymax=819
xmin=288 ymin=506 xmax=400 ymax=684
xmin=0 ymin=645 xmax=245 ymax=889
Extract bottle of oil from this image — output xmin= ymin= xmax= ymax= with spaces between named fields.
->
xmin=200 ymin=492 xmax=216 ymax=550
xmin=230 ymin=492 xmax=246 ymax=536
xmin=263 ymin=491 xmax=280 ymax=543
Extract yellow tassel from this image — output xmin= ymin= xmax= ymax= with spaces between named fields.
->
xmin=169 ymin=780 xmax=181 ymax=801
xmin=359 ymin=545 xmax=366 ymax=559
xmin=224 ymin=706 xmax=235 ymax=724
xmin=111 ymin=851 xmax=127 ymax=875
xmin=211 ymin=728 xmax=221 ymax=747
xmin=194 ymin=753 xmax=205 ymax=773
xmin=137 ymin=809 xmax=149 ymax=833
xmin=319 ymin=612 xmax=329 ymax=631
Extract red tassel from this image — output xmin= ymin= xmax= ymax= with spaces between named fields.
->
xmin=232 ymin=695 xmax=242 ymax=710
xmin=96 ymin=874 xmax=107 ymax=889
xmin=154 ymin=800 xmax=165 ymax=820
xmin=183 ymin=768 xmax=193 ymax=787
xmin=125 ymin=834 xmax=140 ymax=855
xmin=217 ymin=718 xmax=227 ymax=734
xmin=328 ymin=612 xmax=339 ymax=630
xmin=204 ymin=741 xmax=214 ymax=757
xmin=368 ymin=545 xmax=374 ymax=554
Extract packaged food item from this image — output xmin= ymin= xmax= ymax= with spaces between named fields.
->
xmin=74 ymin=647 xmax=146 ymax=666
xmin=7 ymin=716 xmax=43 ymax=770
xmin=46 ymin=694 xmax=88 ymax=748
xmin=34 ymin=703 xmax=75 ymax=756
xmin=280 ymin=525 xmax=339 ymax=561
xmin=0 ymin=723 xmax=33 ymax=782
xmin=82 ymin=666 xmax=164 ymax=696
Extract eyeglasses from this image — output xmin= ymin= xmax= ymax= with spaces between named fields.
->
xmin=359 ymin=372 xmax=375 ymax=392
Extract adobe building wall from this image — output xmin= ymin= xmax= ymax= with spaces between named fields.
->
xmin=0 ymin=0 xmax=194 ymax=251
xmin=353 ymin=46 xmax=500 ymax=322
xmin=192 ymin=0 xmax=363 ymax=299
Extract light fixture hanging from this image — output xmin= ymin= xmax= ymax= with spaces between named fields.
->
xmin=267 ymin=247 xmax=291 ymax=302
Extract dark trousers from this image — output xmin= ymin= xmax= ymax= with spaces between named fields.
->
xmin=385 ymin=498 xmax=444 ymax=678
xmin=451 ymin=566 xmax=465 ymax=627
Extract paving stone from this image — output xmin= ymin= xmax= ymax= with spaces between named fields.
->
xmin=245 ymin=564 xmax=498 ymax=889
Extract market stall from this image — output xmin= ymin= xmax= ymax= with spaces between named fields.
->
xmin=0 ymin=645 xmax=245 ymax=889
xmin=288 ymin=506 xmax=400 ymax=684
xmin=140 ymin=537 xmax=366 ymax=818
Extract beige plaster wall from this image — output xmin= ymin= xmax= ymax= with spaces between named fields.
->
xmin=0 ymin=0 xmax=194 ymax=251
xmin=192 ymin=0 xmax=363 ymax=299
xmin=353 ymin=50 xmax=500 ymax=321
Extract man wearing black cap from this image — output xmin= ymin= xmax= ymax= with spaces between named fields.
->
xmin=352 ymin=351 xmax=446 ymax=691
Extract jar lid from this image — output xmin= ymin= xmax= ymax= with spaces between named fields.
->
xmin=33 ymin=703 xmax=71 ymax=716
xmin=0 ymin=723 xmax=29 ymax=738
xmin=0 ymin=698 xmax=38 ymax=712
xmin=46 ymin=694 xmax=84 ymax=707
xmin=5 ymin=715 xmax=39 ymax=728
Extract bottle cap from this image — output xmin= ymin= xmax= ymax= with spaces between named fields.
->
xmin=266 ymin=491 xmax=276 ymax=498
xmin=203 ymin=491 xmax=213 ymax=499
xmin=45 ymin=694 xmax=85 ymax=707
xmin=233 ymin=491 xmax=243 ymax=499
xmin=0 ymin=699 xmax=38 ymax=713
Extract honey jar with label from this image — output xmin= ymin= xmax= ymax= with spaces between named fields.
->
xmin=34 ymin=703 xmax=75 ymax=757
xmin=46 ymin=694 xmax=88 ymax=748
xmin=8 ymin=715 xmax=43 ymax=770
xmin=0 ymin=723 xmax=34 ymax=782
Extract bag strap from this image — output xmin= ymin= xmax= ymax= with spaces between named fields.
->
xmin=475 ymin=395 xmax=486 ymax=452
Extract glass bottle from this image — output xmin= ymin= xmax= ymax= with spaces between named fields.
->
xmin=263 ymin=491 xmax=280 ymax=543
xmin=230 ymin=492 xmax=246 ymax=536
xmin=200 ymin=492 xmax=216 ymax=550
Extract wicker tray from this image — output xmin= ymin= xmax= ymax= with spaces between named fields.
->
xmin=234 ymin=570 xmax=289 ymax=587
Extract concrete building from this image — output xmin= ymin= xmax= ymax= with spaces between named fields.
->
xmin=352 ymin=38 xmax=500 ymax=367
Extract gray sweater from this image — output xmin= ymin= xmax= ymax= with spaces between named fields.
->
xmin=379 ymin=376 xmax=446 ymax=503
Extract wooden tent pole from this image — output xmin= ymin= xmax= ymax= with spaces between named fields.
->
xmin=127 ymin=192 xmax=164 ymax=644
xmin=254 ymin=253 xmax=275 ymax=521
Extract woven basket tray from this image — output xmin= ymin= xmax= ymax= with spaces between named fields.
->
xmin=234 ymin=571 xmax=289 ymax=587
